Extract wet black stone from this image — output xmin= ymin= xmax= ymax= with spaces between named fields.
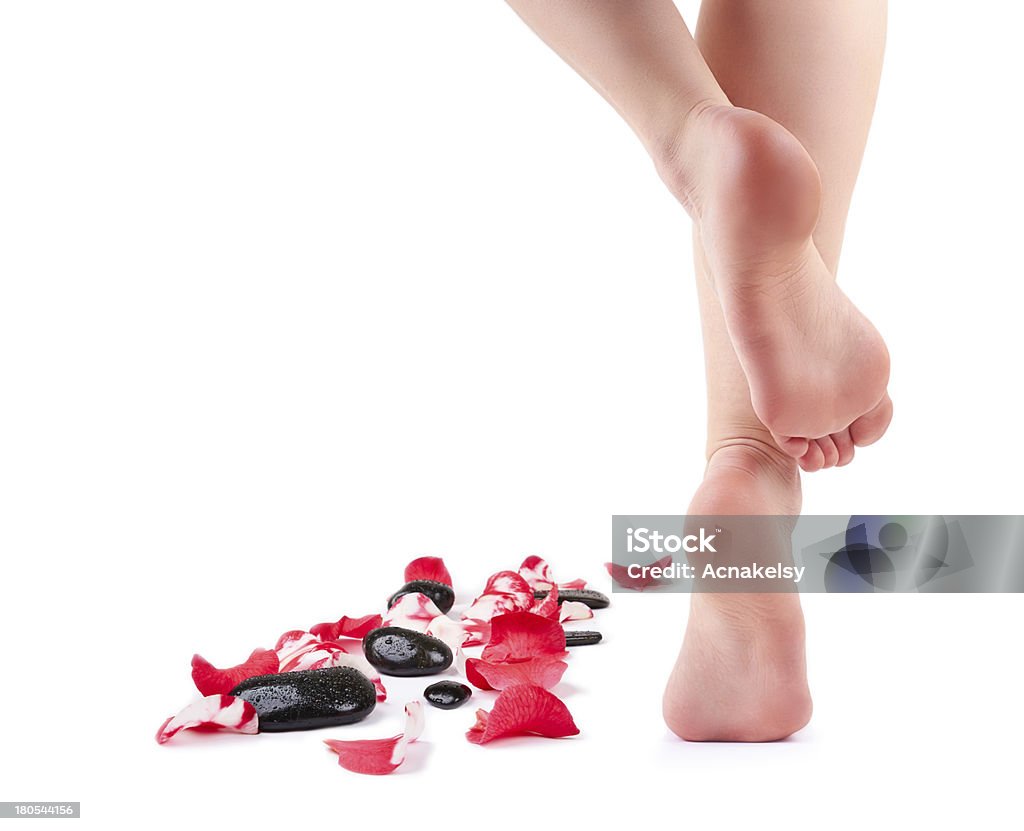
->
xmin=533 ymin=588 xmax=610 ymax=609
xmin=387 ymin=580 xmax=455 ymax=614
xmin=423 ymin=680 xmax=472 ymax=710
xmin=564 ymin=630 xmax=602 ymax=647
xmin=363 ymin=626 xmax=453 ymax=677
xmin=229 ymin=666 xmax=376 ymax=732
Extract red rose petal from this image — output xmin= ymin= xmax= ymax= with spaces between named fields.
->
xmin=191 ymin=649 xmax=279 ymax=696
xmin=404 ymin=556 xmax=453 ymax=587
xmin=604 ymin=554 xmax=672 ymax=591
xmin=465 ymin=656 xmax=568 ymax=691
xmin=324 ymin=701 xmax=425 ymax=775
xmin=465 ymin=684 xmax=579 ymax=744
xmin=309 ymin=613 xmax=383 ymax=641
xmin=156 ymin=694 xmax=259 ymax=744
xmin=481 ymin=611 xmax=567 ymax=663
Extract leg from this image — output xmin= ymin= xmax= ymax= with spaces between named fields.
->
xmin=661 ymin=233 xmax=813 ymax=741
xmin=505 ymin=0 xmax=892 ymax=457
xmin=662 ymin=0 xmax=889 ymax=741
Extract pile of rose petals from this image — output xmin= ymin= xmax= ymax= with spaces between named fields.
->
xmin=157 ymin=555 xmax=600 ymax=774
xmin=160 ymin=612 xmax=387 ymax=745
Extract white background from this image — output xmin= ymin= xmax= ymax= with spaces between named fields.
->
xmin=1 ymin=2 xmax=1022 ymax=828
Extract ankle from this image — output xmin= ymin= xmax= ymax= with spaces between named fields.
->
xmin=705 ymin=439 xmax=801 ymax=513
xmin=689 ymin=591 xmax=806 ymax=645
xmin=650 ymin=99 xmax=730 ymax=216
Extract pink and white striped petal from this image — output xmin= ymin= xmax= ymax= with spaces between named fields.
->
xmin=463 ymin=570 xmax=535 ymax=623
xmin=275 ymin=635 xmax=387 ymax=701
xmin=383 ymin=592 xmax=445 ymax=632
xmin=558 ymin=601 xmax=594 ymax=623
xmin=481 ymin=571 xmax=535 ymax=609
xmin=463 ymin=593 xmax=518 ymax=624
xmin=324 ymin=701 xmax=425 ymax=776
xmin=155 ymin=694 xmax=258 ymax=745
xmin=460 ymin=620 xmax=492 ymax=648
xmin=530 ymin=585 xmax=560 ymax=620
xmin=518 ymin=556 xmax=586 ymax=591
xmin=274 ymin=630 xmax=320 ymax=665
xmin=424 ymin=613 xmax=470 ymax=652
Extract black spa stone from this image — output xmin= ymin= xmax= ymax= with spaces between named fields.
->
xmin=387 ymin=579 xmax=456 ymax=614
xmin=228 ymin=666 xmax=376 ymax=732
xmin=564 ymin=630 xmax=603 ymax=647
xmin=423 ymin=680 xmax=472 ymax=710
xmin=533 ymin=588 xmax=610 ymax=609
xmin=363 ymin=626 xmax=453 ymax=677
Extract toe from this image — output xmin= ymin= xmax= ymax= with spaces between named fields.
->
xmin=777 ymin=435 xmax=809 ymax=459
xmin=831 ymin=429 xmax=856 ymax=466
xmin=798 ymin=440 xmax=825 ymax=472
xmin=816 ymin=436 xmax=840 ymax=468
xmin=850 ymin=393 xmax=894 ymax=447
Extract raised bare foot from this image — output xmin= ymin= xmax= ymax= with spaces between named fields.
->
xmin=658 ymin=103 xmax=892 ymax=463
xmin=662 ymin=443 xmax=812 ymax=741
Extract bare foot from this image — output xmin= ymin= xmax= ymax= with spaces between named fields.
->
xmin=662 ymin=444 xmax=812 ymax=741
xmin=658 ymin=103 xmax=892 ymax=463
xmin=793 ymin=392 xmax=893 ymax=471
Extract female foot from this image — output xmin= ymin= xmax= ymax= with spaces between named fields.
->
xmin=662 ymin=443 xmax=812 ymax=741
xmin=658 ymin=104 xmax=892 ymax=461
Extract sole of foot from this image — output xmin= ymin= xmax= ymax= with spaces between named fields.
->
xmin=662 ymin=444 xmax=812 ymax=741
xmin=660 ymin=104 xmax=892 ymax=465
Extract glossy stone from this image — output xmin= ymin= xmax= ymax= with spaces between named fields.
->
xmin=533 ymin=588 xmax=610 ymax=609
xmin=229 ymin=666 xmax=376 ymax=732
xmin=363 ymin=626 xmax=453 ymax=677
xmin=424 ymin=680 xmax=472 ymax=710
xmin=564 ymin=630 xmax=602 ymax=647
xmin=387 ymin=579 xmax=456 ymax=614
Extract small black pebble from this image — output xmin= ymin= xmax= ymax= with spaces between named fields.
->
xmin=424 ymin=680 xmax=472 ymax=709
xmin=534 ymin=588 xmax=610 ymax=609
xmin=388 ymin=579 xmax=455 ymax=614
xmin=564 ymin=630 xmax=602 ymax=647
xmin=363 ymin=626 xmax=454 ymax=677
